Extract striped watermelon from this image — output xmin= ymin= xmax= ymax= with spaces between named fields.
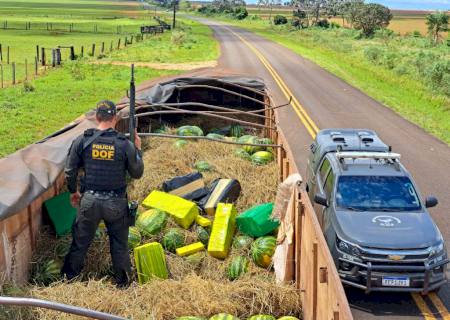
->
xmin=257 ymin=138 xmax=274 ymax=153
xmin=162 ymin=228 xmax=185 ymax=253
xmin=241 ymin=136 xmax=264 ymax=154
xmin=235 ymin=148 xmax=251 ymax=160
xmin=251 ymin=151 xmax=274 ymax=165
xmin=196 ymin=225 xmax=210 ymax=245
xmin=174 ymin=139 xmax=188 ymax=148
xmin=176 ymin=317 xmax=207 ymax=320
xmin=227 ymin=256 xmax=249 ymax=280
xmin=232 ymin=235 xmax=253 ymax=250
xmin=251 ymin=236 xmax=277 ymax=268
xmin=55 ymin=241 xmax=70 ymax=258
xmin=230 ymin=124 xmax=244 ymax=137
xmin=248 ymin=316 xmax=276 ymax=320
xmin=34 ymin=259 xmax=62 ymax=285
xmin=209 ymin=314 xmax=240 ymax=320
xmin=177 ymin=126 xmax=204 ymax=137
xmin=277 ymin=317 xmax=300 ymax=320
xmin=206 ymin=133 xmax=225 ymax=140
xmin=128 ymin=227 xmax=142 ymax=249
xmin=194 ymin=161 xmax=212 ymax=172
xmin=136 ymin=209 xmax=167 ymax=237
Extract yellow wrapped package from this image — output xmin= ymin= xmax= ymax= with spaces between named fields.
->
xmin=207 ymin=203 xmax=237 ymax=259
xmin=176 ymin=242 xmax=205 ymax=256
xmin=142 ymin=190 xmax=198 ymax=229
xmin=134 ymin=242 xmax=168 ymax=284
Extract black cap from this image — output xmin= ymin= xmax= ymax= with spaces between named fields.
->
xmin=96 ymin=100 xmax=117 ymax=116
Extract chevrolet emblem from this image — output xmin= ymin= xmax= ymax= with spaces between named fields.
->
xmin=388 ymin=255 xmax=405 ymax=261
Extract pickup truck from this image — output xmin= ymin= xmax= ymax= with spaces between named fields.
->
xmin=305 ymin=128 xmax=448 ymax=293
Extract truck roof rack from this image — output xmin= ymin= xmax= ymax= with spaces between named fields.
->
xmin=336 ymin=151 xmax=401 ymax=171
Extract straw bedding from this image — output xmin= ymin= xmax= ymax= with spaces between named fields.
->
xmin=15 ymin=135 xmax=301 ymax=319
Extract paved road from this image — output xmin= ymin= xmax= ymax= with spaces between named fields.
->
xmin=195 ymin=17 xmax=450 ymax=320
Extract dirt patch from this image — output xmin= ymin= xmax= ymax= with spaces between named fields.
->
xmin=91 ymin=60 xmax=218 ymax=71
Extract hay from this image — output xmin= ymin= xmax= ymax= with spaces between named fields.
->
xmin=24 ymin=132 xmax=301 ymax=319
xmin=31 ymin=274 xmax=301 ymax=320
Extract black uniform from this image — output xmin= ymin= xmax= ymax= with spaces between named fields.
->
xmin=62 ymin=127 xmax=144 ymax=286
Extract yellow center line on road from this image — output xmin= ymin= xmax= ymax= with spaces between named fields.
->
xmin=223 ymin=26 xmax=318 ymax=138
xmin=221 ymin=23 xmax=450 ymax=320
xmin=412 ymin=293 xmax=438 ymax=320
xmin=429 ymin=293 xmax=450 ymax=320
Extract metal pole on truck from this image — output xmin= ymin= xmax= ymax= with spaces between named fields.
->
xmin=129 ymin=64 xmax=136 ymax=147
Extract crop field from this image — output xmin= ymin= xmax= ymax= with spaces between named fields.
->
xmin=247 ymin=6 xmax=448 ymax=36
xmin=0 ymin=0 xmax=219 ymax=157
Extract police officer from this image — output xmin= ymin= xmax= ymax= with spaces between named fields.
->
xmin=62 ymin=100 xmax=144 ymax=288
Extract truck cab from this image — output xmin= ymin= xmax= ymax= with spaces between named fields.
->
xmin=306 ymin=129 xmax=448 ymax=293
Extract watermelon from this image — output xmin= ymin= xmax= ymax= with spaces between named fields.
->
xmin=174 ymin=139 xmax=188 ymax=148
xmin=251 ymin=236 xmax=277 ymax=268
xmin=34 ymin=259 xmax=62 ymax=285
xmin=251 ymin=151 xmax=274 ymax=165
xmin=54 ymin=241 xmax=70 ymax=258
xmin=230 ymin=124 xmax=244 ymax=137
xmin=232 ymin=235 xmax=253 ymax=250
xmin=277 ymin=317 xmax=300 ymax=320
xmin=248 ymin=316 xmax=276 ymax=320
xmin=136 ymin=209 xmax=167 ymax=237
xmin=257 ymin=138 xmax=274 ymax=153
xmin=209 ymin=314 xmax=239 ymax=320
xmin=237 ymin=135 xmax=254 ymax=144
xmin=177 ymin=317 xmax=207 ymax=320
xmin=235 ymin=148 xmax=251 ymax=160
xmin=196 ymin=225 xmax=210 ymax=245
xmin=194 ymin=161 xmax=212 ymax=172
xmin=177 ymin=125 xmax=204 ymax=137
xmin=241 ymin=136 xmax=264 ymax=154
xmin=227 ymin=256 xmax=249 ymax=280
xmin=154 ymin=126 xmax=170 ymax=134
xmin=128 ymin=227 xmax=142 ymax=249
xmin=162 ymin=228 xmax=185 ymax=253
xmin=206 ymin=133 xmax=225 ymax=140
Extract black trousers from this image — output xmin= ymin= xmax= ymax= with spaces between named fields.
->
xmin=62 ymin=192 xmax=131 ymax=286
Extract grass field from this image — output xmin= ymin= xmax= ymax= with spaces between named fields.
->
xmin=194 ymin=14 xmax=450 ymax=144
xmin=0 ymin=1 xmax=219 ymax=157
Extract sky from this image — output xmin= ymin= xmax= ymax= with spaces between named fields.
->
xmin=243 ymin=0 xmax=450 ymax=10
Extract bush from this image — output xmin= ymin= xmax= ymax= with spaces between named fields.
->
xmin=249 ymin=14 xmax=260 ymax=20
xmin=381 ymin=51 xmax=399 ymax=69
xmin=171 ymin=30 xmax=187 ymax=46
xmin=233 ymin=6 xmax=248 ymax=20
xmin=273 ymin=15 xmax=288 ymax=25
xmin=22 ymin=81 xmax=35 ymax=93
xmin=363 ymin=46 xmax=383 ymax=63
xmin=291 ymin=18 xmax=305 ymax=29
xmin=412 ymin=30 xmax=422 ymax=38
xmin=330 ymin=22 xmax=341 ymax=29
xmin=316 ymin=19 xmax=330 ymax=28
xmin=424 ymin=60 xmax=450 ymax=89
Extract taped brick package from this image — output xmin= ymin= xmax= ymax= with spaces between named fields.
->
xmin=208 ymin=203 xmax=237 ymax=259
xmin=200 ymin=179 xmax=241 ymax=216
xmin=142 ymin=190 xmax=199 ymax=229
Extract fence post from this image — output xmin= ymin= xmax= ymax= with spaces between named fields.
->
xmin=7 ymin=46 xmax=9 ymax=64
xmin=46 ymin=22 xmax=49 ymax=31
xmin=101 ymin=42 xmax=104 ymax=53
xmin=25 ymin=58 xmax=28 ymax=80
xmin=0 ymin=44 xmax=2 ymax=62
xmin=0 ymin=63 xmax=3 ymax=88
xmin=51 ymin=49 xmax=56 ymax=67
xmin=12 ymin=62 xmax=15 ymax=85
xmin=110 ymin=40 xmax=113 ymax=52
xmin=130 ymin=35 xmax=134 ymax=44
xmin=117 ymin=38 xmax=121 ymax=49
xmin=41 ymin=47 xmax=46 ymax=66
xmin=70 ymin=46 xmax=75 ymax=60
xmin=56 ymin=48 xmax=61 ymax=65
xmin=91 ymin=43 xmax=95 ymax=56
xmin=36 ymin=45 xmax=39 ymax=62
xmin=124 ymin=37 xmax=128 ymax=46
xmin=81 ymin=46 xmax=84 ymax=57
xmin=34 ymin=56 xmax=38 ymax=76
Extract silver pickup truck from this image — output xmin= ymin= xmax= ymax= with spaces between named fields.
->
xmin=305 ymin=129 xmax=448 ymax=294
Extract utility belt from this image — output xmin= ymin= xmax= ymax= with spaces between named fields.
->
xmin=84 ymin=190 xmax=138 ymax=227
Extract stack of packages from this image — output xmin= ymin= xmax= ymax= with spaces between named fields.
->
xmin=131 ymin=170 xmax=282 ymax=284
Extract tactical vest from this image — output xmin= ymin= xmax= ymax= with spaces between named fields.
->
xmin=82 ymin=129 xmax=127 ymax=192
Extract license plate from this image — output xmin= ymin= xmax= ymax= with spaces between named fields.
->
xmin=382 ymin=277 xmax=410 ymax=287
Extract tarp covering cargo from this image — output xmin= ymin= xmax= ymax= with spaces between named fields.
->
xmin=0 ymin=72 xmax=265 ymax=221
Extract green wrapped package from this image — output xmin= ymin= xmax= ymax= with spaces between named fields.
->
xmin=43 ymin=192 xmax=77 ymax=237
xmin=134 ymin=242 xmax=168 ymax=284
xmin=236 ymin=203 xmax=279 ymax=237
xmin=208 ymin=203 xmax=237 ymax=259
